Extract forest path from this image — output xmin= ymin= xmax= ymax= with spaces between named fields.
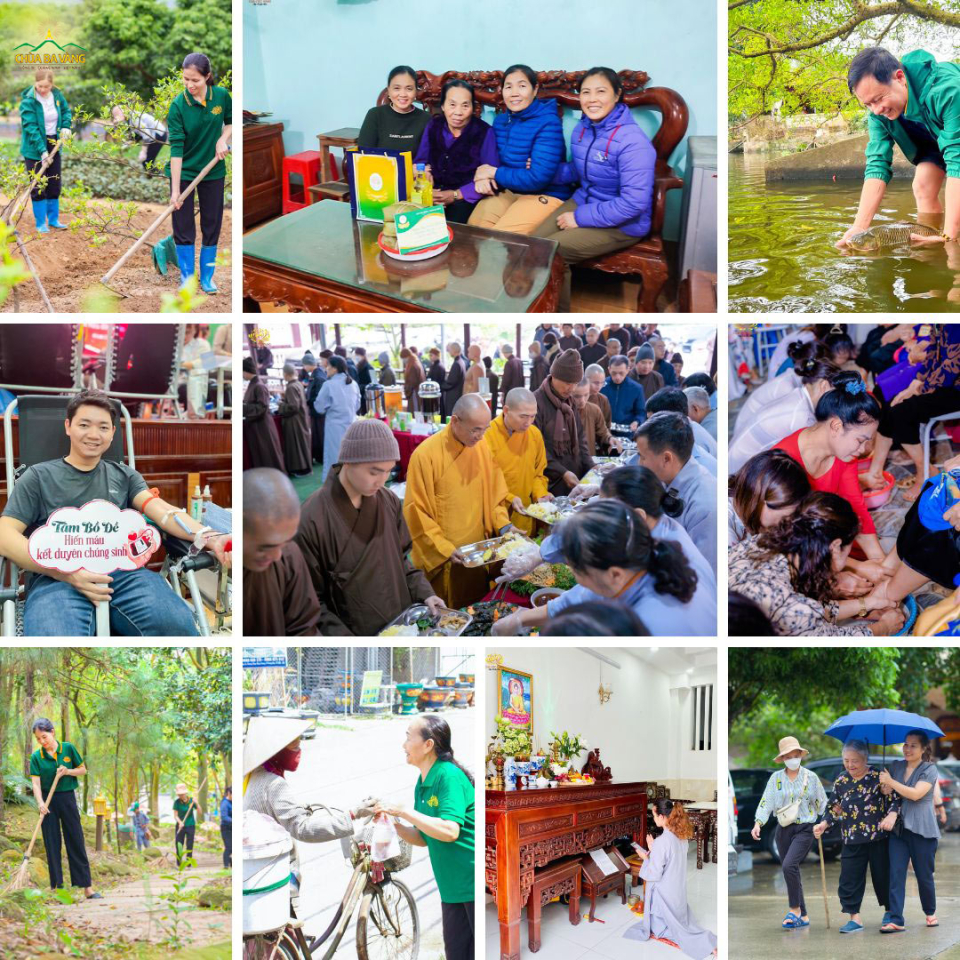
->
xmin=52 ymin=851 xmax=230 ymax=947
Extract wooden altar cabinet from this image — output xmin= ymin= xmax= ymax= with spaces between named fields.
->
xmin=486 ymin=782 xmax=647 ymax=960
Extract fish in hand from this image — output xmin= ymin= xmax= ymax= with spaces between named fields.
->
xmin=844 ymin=222 xmax=942 ymax=252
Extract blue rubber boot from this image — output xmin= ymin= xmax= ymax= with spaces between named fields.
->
xmin=199 ymin=245 xmax=218 ymax=294
xmin=31 ymin=199 xmax=48 ymax=233
xmin=175 ymin=244 xmax=195 ymax=289
xmin=47 ymin=198 xmax=66 ymax=229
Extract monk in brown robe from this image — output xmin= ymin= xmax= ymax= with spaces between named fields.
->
xmin=572 ymin=379 xmax=621 ymax=458
xmin=534 ymin=349 xmax=594 ymax=496
xmin=463 ymin=344 xmax=483 ymax=395
xmin=401 ymin=347 xmax=425 ymax=414
xmin=404 ymin=394 xmax=517 ymax=608
xmin=243 ymin=468 xmax=320 ymax=636
xmin=585 ymin=363 xmax=612 ymax=426
xmin=296 ymin=419 xmax=443 ymax=635
xmin=274 ymin=363 xmax=312 ymax=477
xmin=242 ymin=357 xmax=284 ymax=472
xmin=499 ymin=342 xmax=525 ymax=402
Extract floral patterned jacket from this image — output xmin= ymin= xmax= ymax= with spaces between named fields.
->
xmin=918 ymin=323 xmax=960 ymax=393
xmin=821 ymin=769 xmax=892 ymax=843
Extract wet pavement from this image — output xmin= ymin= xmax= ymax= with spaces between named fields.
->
xmin=730 ymin=832 xmax=960 ymax=959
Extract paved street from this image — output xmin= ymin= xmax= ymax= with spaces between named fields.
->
xmin=730 ymin=832 xmax=960 ymax=959
xmin=280 ymin=707 xmax=477 ymax=960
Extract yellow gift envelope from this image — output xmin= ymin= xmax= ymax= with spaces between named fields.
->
xmin=349 ymin=150 xmax=413 ymax=222
xmin=395 ymin=205 xmax=450 ymax=256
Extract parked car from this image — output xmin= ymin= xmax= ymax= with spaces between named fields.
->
xmin=729 ymin=766 xmax=842 ymax=863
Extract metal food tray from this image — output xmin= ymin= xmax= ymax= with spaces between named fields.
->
xmin=379 ymin=603 xmax=473 ymax=637
xmin=458 ymin=535 xmax=533 ymax=568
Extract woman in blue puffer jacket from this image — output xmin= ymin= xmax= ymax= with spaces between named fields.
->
xmin=468 ymin=64 xmax=572 ymax=235
xmin=534 ymin=67 xmax=656 ymax=311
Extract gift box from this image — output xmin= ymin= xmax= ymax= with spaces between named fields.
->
xmin=346 ymin=149 xmax=414 ymax=222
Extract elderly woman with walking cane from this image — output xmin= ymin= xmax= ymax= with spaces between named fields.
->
xmin=813 ymin=739 xmax=894 ymax=934
xmin=750 ymin=736 xmax=827 ymax=929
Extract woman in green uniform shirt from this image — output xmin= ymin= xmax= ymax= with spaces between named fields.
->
xmin=29 ymin=718 xmax=100 ymax=898
xmin=375 ymin=716 xmax=474 ymax=960
xmin=19 ymin=69 xmax=72 ymax=233
xmin=166 ymin=52 xmax=232 ymax=294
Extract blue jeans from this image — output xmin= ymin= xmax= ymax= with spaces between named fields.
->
xmin=23 ymin=568 xmax=199 ymax=636
xmin=888 ymin=828 xmax=938 ymax=926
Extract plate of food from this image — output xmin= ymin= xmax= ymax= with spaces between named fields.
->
xmin=379 ymin=604 xmax=473 ymax=637
xmin=459 ymin=532 xmax=534 ymax=567
xmin=461 ymin=600 xmax=519 ymax=636
xmin=557 ymin=772 xmax=595 ymax=786
xmin=521 ymin=501 xmax=561 ymax=523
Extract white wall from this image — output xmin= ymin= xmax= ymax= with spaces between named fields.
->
xmin=485 ymin=647 xmax=672 ymax=782
xmin=486 ymin=648 xmax=716 ymax=801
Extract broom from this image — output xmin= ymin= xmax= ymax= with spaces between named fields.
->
xmin=6 ymin=768 xmax=63 ymax=892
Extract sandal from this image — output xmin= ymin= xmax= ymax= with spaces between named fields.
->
xmin=880 ymin=922 xmax=905 ymax=933
xmin=927 ymin=916 xmax=939 ymax=927
xmin=782 ymin=912 xmax=804 ymax=929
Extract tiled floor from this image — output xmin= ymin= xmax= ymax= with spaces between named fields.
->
xmin=485 ymin=847 xmax=717 ymax=960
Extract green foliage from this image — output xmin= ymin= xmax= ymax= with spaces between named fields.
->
xmin=550 ymin=729 xmax=587 ymax=761
xmin=728 ymin=0 xmax=960 ymax=123
xmin=0 ymin=221 xmax=31 ymax=306
xmin=489 ymin=716 xmax=531 ymax=758
xmin=20 ymin=887 xmax=80 ymax=955
xmin=729 ymin=647 xmax=902 ymax=725
xmin=161 ymin=274 xmax=207 ymax=313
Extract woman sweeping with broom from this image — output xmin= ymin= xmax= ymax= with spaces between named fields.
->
xmin=27 ymin=718 xmax=100 ymax=898
xmin=163 ymin=52 xmax=231 ymax=294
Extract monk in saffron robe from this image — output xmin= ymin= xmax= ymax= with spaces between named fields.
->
xmin=404 ymin=394 xmax=516 ymax=608
xmin=483 ymin=387 xmax=552 ymax=535
xmin=296 ymin=419 xmax=443 ymax=635
xmin=242 ymin=357 xmax=284 ymax=472
xmin=243 ymin=468 xmax=320 ymax=636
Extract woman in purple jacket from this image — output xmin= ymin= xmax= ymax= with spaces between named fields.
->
xmin=533 ymin=67 xmax=656 ymax=311
xmin=414 ymin=80 xmax=498 ymax=224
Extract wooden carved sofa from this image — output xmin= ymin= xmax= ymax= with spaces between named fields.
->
xmin=356 ymin=69 xmax=688 ymax=312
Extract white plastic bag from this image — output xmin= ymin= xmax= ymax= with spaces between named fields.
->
xmin=370 ymin=813 xmax=401 ymax=862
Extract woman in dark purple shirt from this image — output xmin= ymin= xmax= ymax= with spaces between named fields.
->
xmin=414 ymin=80 xmax=499 ymax=224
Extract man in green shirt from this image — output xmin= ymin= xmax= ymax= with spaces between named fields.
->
xmin=375 ymin=716 xmax=474 ymax=960
xmin=173 ymin=782 xmax=202 ymax=866
xmin=29 ymin=718 xmax=101 ymax=898
xmin=838 ymin=47 xmax=960 ymax=249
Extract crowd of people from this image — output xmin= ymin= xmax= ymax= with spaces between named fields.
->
xmin=728 ymin=323 xmax=960 ymax=637
xmin=243 ymin=323 xmax=717 ymax=637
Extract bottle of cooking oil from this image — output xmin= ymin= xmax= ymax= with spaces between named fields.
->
xmin=411 ymin=164 xmax=426 ymax=205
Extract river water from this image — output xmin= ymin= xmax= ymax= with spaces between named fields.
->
xmin=729 ymin=153 xmax=960 ymax=313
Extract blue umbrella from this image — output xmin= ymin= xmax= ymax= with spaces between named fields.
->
xmin=825 ymin=709 xmax=944 ymax=761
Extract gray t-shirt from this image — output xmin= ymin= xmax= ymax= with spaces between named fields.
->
xmin=888 ymin=759 xmax=940 ymax=839
xmin=3 ymin=458 xmax=148 ymax=532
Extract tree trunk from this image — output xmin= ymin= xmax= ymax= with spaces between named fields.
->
xmin=197 ymin=753 xmax=208 ymax=825
xmin=150 ymin=762 xmax=160 ymax=819
xmin=113 ymin=720 xmax=122 ymax=856
xmin=22 ymin=664 xmax=34 ymax=778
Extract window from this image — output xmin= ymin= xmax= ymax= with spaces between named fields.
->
xmin=691 ymin=683 xmax=713 ymax=751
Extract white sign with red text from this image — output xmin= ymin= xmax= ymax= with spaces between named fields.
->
xmin=28 ymin=499 xmax=160 ymax=574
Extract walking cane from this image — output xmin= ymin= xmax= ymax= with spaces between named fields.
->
xmin=817 ymin=835 xmax=830 ymax=928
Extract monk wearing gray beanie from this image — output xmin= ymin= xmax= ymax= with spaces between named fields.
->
xmin=533 ymin=349 xmax=594 ymax=495
xmin=630 ymin=343 xmax=664 ymax=398
xmin=294 ymin=418 xmax=444 ymax=635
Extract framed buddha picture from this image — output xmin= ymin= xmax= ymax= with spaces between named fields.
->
xmin=497 ymin=665 xmax=533 ymax=734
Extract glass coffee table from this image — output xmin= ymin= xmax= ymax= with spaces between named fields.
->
xmin=243 ymin=200 xmax=564 ymax=313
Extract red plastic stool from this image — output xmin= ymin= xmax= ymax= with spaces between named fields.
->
xmin=282 ymin=150 xmax=321 ymax=215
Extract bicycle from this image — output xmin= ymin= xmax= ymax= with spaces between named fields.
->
xmin=245 ymin=812 xmax=420 ymax=960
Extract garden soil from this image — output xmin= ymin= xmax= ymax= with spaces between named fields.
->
xmin=2 ymin=199 xmax=232 ymax=313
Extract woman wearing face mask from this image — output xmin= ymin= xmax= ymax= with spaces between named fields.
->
xmin=412 ymin=80 xmax=497 ymax=224
xmin=468 ymin=64 xmax=571 ymax=234
xmin=879 ymin=731 xmax=941 ymax=933
xmin=493 ymin=499 xmax=713 ymax=637
xmin=812 ymin=739 xmax=893 ymax=934
xmin=631 ymin=799 xmax=717 ymax=957
xmin=728 ymin=355 xmax=844 ymax=474
xmin=19 ymin=69 xmax=72 ymax=234
xmin=728 ymin=492 xmax=904 ymax=636
xmin=532 ymin=67 xmax=656 ymax=311
xmin=750 ymin=737 xmax=828 ymax=930
xmin=166 ymin=52 xmax=232 ymax=294
xmin=773 ymin=371 xmax=886 ymax=569
xmin=374 ymin=716 xmax=475 ymax=960
xmin=358 ymin=65 xmax=430 ymax=153
xmin=243 ymin=717 xmax=379 ymax=917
